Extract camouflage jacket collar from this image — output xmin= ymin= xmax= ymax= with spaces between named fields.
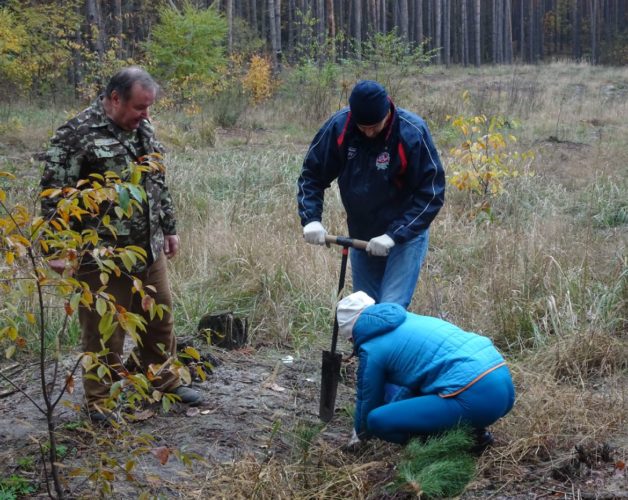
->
xmin=88 ymin=96 xmax=156 ymax=160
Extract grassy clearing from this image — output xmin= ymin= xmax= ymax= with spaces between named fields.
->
xmin=1 ymin=62 xmax=626 ymax=497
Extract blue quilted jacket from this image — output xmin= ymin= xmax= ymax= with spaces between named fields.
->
xmin=352 ymin=303 xmax=506 ymax=437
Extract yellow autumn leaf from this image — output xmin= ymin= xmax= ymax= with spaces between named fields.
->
xmin=5 ymin=345 xmax=16 ymax=359
xmin=96 ymin=298 xmax=107 ymax=317
xmin=183 ymin=346 xmax=201 ymax=361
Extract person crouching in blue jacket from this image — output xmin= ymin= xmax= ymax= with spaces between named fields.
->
xmin=337 ymin=291 xmax=515 ymax=449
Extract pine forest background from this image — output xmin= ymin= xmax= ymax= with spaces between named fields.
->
xmin=1 ymin=0 xmax=628 ymax=104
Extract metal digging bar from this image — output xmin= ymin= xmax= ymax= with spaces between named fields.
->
xmin=319 ymin=234 xmax=368 ymax=422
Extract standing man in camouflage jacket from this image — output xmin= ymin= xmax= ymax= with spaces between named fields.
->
xmin=40 ymin=67 xmax=201 ymax=422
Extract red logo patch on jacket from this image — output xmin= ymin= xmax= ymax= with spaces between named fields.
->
xmin=376 ymin=152 xmax=390 ymax=170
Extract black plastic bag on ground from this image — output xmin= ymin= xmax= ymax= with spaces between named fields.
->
xmin=197 ymin=311 xmax=248 ymax=350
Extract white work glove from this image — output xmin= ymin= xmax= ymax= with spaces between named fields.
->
xmin=303 ymin=221 xmax=327 ymax=245
xmin=366 ymin=234 xmax=395 ymax=257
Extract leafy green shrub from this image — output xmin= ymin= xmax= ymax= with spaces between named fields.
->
xmin=0 ymin=1 xmax=80 ymax=98
xmin=0 ymin=475 xmax=35 ymax=499
xmin=146 ymin=2 xmax=227 ymax=87
xmin=1 ymin=157 xmax=193 ymax=496
xmin=0 ymin=8 xmax=30 ymax=96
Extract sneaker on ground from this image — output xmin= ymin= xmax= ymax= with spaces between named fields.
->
xmin=471 ymin=428 xmax=494 ymax=454
xmin=87 ymin=408 xmax=120 ymax=427
xmin=171 ymin=385 xmax=203 ymax=406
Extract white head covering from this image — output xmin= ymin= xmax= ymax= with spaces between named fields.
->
xmin=336 ymin=291 xmax=375 ymax=339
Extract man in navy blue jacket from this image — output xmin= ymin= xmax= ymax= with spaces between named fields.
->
xmin=297 ymin=80 xmax=445 ymax=308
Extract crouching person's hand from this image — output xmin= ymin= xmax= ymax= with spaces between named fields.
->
xmin=342 ymin=428 xmax=364 ymax=453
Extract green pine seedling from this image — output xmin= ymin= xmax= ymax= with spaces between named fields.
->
xmin=393 ymin=426 xmax=477 ymax=498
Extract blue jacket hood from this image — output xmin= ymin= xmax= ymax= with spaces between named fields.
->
xmin=352 ymin=303 xmax=406 ymax=348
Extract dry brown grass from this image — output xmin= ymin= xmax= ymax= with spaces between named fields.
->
xmin=472 ymin=363 xmax=627 ymax=494
xmin=154 ymin=62 xmax=626 ymax=496
xmin=164 ymin=63 xmax=628 ymax=498
xmin=1 ymin=61 xmax=625 ymax=498
xmin=197 ymin=455 xmax=388 ymax=499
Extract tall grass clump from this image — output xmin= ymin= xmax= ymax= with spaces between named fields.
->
xmin=163 ymin=145 xmax=349 ymax=351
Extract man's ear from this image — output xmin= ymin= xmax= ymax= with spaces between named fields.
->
xmin=110 ymin=90 xmax=121 ymax=106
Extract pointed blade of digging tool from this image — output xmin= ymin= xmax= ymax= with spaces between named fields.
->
xmin=319 ymin=349 xmax=343 ymax=422
xmin=318 ymin=246 xmax=350 ymax=422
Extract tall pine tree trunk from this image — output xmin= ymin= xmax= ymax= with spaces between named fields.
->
xmin=113 ymin=0 xmax=124 ymax=58
xmin=287 ymin=0 xmax=295 ymax=58
xmin=317 ymin=0 xmax=325 ymax=58
xmin=354 ymin=0 xmax=362 ymax=58
xmin=399 ymin=0 xmax=409 ymax=40
xmin=504 ymin=0 xmax=513 ymax=63
xmin=589 ymin=0 xmax=598 ymax=63
xmin=474 ymin=0 xmax=481 ymax=66
xmin=275 ymin=0 xmax=282 ymax=67
xmin=435 ymin=0 xmax=442 ymax=64
xmin=520 ymin=0 xmax=525 ymax=61
xmin=538 ymin=1 xmax=544 ymax=60
xmin=492 ymin=0 xmax=497 ymax=63
xmin=251 ymin=0 xmax=258 ymax=35
xmin=443 ymin=0 xmax=450 ymax=65
xmin=379 ymin=0 xmax=385 ymax=32
xmin=426 ymin=0 xmax=432 ymax=49
xmin=327 ymin=0 xmax=336 ymax=60
xmin=415 ymin=0 xmax=423 ymax=44
xmin=462 ymin=0 xmax=468 ymax=66
xmin=529 ymin=0 xmax=535 ymax=61
xmin=572 ymin=0 xmax=581 ymax=60
xmin=227 ymin=0 xmax=233 ymax=55
xmin=268 ymin=0 xmax=279 ymax=69
xmin=392 ymin=0 xmax=399 ymax=30
xmin=86 ymin=0 xmax=105 ymax=59
xmin=497 ymin=0 xmax=503 ymax=63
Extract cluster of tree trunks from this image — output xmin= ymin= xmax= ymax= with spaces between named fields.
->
xmin=18 ymin=0 xmax=627 ymax=68
xmin=237 ymin=0 xmax=626 ymax=66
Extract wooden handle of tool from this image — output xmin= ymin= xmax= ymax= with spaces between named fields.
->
xmin=324 ymin=234 xmax=368 ymax=250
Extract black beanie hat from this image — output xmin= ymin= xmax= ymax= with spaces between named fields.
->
xmin=349 ymin=80 xmax=390 ymax=125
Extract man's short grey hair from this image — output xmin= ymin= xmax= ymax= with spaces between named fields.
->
xmin=105 ymin=66 xmax=160 ymax=101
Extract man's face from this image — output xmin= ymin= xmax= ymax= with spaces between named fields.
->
xmin=356 ymin=111 xmax=390 ymax=139
xmin=108 ymin=83 xmax=156 ymax=131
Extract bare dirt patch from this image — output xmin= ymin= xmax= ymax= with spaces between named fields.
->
xmin=1 ymin=346 xmax=626 ymax=498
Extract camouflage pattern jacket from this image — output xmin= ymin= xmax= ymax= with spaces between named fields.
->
xmin=40 ymin=96 xmax=176 ymax=271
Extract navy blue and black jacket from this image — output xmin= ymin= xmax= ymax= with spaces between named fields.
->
xmin=297 ymin=102 xmax=445 ymax=243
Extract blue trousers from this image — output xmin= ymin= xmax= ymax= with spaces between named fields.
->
xmin=366 ymin=365 xmax=516 ymax=444
xmin=350 ymin=230 xmax=429 ymax=308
